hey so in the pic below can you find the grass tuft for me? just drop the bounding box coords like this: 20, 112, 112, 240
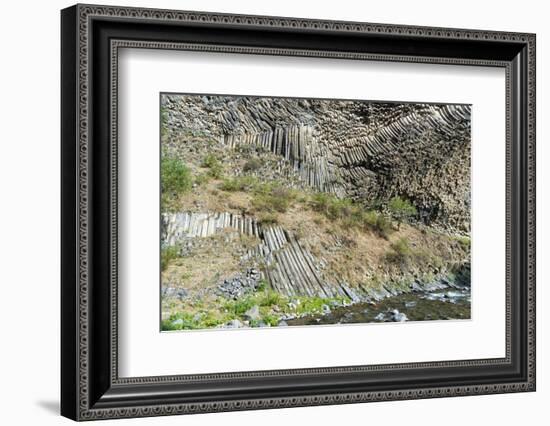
252, 185, 297, 213
386, 237, 413, 265
220, 175, 258, 192
202, 154, 224, 179
310, 192, 392, 237
161, 245, 181, 271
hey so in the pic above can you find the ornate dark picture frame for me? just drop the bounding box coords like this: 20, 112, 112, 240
61, 4, 536, 421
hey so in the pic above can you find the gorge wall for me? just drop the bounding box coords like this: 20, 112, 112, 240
162, 95, 471, 232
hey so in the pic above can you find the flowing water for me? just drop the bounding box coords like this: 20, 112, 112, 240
286, 286, 471, 326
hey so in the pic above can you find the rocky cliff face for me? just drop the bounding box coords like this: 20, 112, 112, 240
161, 210, 469, 303
163, 95, 471, 232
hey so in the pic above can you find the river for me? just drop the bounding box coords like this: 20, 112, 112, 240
286, 286, 471, 326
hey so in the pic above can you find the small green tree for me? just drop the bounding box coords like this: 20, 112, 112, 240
388, 196, 417, 229
161, 156, 192, 199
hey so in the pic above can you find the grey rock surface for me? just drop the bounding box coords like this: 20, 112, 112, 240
391, 309, 409, 322
163, 95, 471, 232
244, 305, 261, 321
225, 319, 243, 328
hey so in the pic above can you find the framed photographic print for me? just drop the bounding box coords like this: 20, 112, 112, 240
61, 4, 536, 421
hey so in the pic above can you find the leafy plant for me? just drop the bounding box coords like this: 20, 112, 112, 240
261, 313, 280, 327
220, 175, 258, 192
311, 193, 365, 226
310, 192, 392, 237
388, 196, 417, 229
252, 185, 296, 213
161, 156, 192, 197
257, 212, 279, 225
202, 154, 223, 179
194, 173, 211, 186
374, 214, 393, 239
256, 279, 268, 292
258, 291, 284, 307
223, 297, 257, 317
453, 235, 471, 249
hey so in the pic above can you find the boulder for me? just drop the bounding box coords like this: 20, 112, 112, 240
374, 312, 386, 321
225, 319, 243, 328
244, 305, 261, 321
391, 309, 408, 322
171, 318, 184, 327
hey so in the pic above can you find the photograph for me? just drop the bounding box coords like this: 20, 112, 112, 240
160, 94, 472, 331
57, 2, 536, 421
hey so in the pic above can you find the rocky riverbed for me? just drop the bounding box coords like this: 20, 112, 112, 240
162, 273, 470, 330
286, 285, 471, 326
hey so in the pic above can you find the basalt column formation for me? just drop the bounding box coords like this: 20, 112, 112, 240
163, 95, 471, 231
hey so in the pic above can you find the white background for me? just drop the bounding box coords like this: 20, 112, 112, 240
0, 0, 547, 425
119, 49, 505, 377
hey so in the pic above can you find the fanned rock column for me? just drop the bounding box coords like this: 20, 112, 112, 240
162, 212, 361, 299
163, 95, 471, 231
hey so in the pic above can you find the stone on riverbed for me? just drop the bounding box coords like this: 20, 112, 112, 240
374, 313, 386, 321
244, 305, 261, 321
225, 319, 244, 328
171, 318, 184, 327
391, 309, 408, 322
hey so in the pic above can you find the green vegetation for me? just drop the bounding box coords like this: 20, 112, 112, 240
388, 196, 417, 229
251, 185, 297, 213
161, 245, 181, 271
218, 176, 395, 237
220, 175, 259, 192
161, 156, 192, 209
194, 173, 212, 186
310, 193, 355, 221
161, 288, 351, 331
310, 192, 393, 238
161, 156, 192, 196
385, 237, 445, 271
256, 279, 268, 292
201, 154, 223, 179
161, 311, 224, 331
256, 212, 279, 225
386, 237, 413, 265
453, 235, 471, 249
223, 290, 285, 317
360, 210, 393, 239
220, 176, 297, 214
